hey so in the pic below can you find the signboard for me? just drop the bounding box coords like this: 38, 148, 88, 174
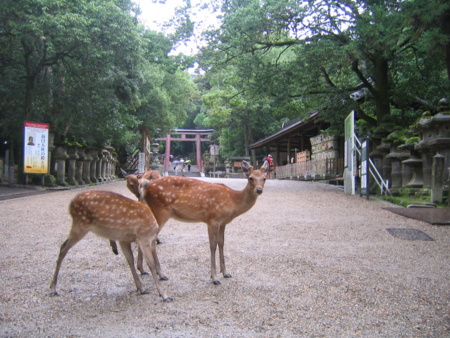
210, 144, 219, 156
361, 140, 368, 195
138, 152, 145, 173
24, 122, 49, 174
344, 111, 355, 195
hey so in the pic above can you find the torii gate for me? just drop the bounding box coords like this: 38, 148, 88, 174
157, 129, 213, 176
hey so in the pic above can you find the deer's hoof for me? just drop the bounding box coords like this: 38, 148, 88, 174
113, 249, 119, 255
140, 271, 149, 276
50, 291, 59, 297
140, 290, 150, 295
224, 274, 232, 279
212, 280, 221, 285
160, 276, 169, 281
163, 297, 173, 302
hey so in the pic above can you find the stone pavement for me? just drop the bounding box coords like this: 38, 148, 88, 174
0, 179, 449, 336
0, 183, 53, 201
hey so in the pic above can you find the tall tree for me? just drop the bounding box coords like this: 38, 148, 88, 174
195, 65, 283, 157
199, 0, 450, 138
0, 0, 198, 165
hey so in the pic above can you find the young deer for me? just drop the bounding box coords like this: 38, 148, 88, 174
122, 169, 162, 199
109, 169, 163, 262
139, 160, 266, 285
50, 190, 172, 302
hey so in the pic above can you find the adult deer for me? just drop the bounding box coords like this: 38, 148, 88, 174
139, 160, 266, 285
50, 190, 172, 302
109, 169, 162, 264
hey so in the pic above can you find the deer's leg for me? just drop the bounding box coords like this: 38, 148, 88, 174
150, 238, 168, 281
50, 226, 88, 295
136, 242, 166, 278
138, 239, 172, 302
218, 224, 231, 279
110, 240, 119, 255
136, 245, 148, 275
207, 223, 220, 285
118, 241, 146, 294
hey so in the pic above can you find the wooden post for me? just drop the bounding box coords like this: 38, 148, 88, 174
164, 134, 171, 175
196, 134, 202, 174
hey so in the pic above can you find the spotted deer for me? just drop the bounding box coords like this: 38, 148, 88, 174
108, 169, 163, 274
50, 190, 172, 302
139, 160, 267, 285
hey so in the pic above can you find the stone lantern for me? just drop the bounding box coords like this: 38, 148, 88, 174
53, 146, 69, 186
415, 98, 450, 188
385, 131, 411, 191
66, 145, 79, 185
151, 142, 161, 170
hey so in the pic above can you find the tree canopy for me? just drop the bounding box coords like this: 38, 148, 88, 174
1, 0, 449, 164
196, 0, 450, 155
0, 0, 197, 163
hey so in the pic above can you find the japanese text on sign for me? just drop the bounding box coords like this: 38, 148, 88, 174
24, 122, 49, 174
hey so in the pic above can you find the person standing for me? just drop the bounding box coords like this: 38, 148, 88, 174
266, 154, 274, 179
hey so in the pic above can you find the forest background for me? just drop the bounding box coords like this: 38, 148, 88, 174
0, 0, 449, 168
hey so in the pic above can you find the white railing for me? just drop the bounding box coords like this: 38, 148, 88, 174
354, 135, 390, 195
274, 158, 344, 180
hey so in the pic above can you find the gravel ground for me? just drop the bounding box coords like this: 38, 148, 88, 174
0, 178, 449, 337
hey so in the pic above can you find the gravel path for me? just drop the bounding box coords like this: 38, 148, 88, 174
0, 178, 449, 337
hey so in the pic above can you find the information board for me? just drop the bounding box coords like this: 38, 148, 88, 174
138, 152, 145, 173
361, 140, 368, 195
23, 122, 49, 174
344, 111, 355, 195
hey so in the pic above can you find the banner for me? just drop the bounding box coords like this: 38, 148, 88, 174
24, 122, 49, 174
344, 111, 355, 195
138, 152, 145, 173
361, 140, 368, 195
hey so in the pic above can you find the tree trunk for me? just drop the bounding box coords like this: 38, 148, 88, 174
446, 42, 450, 80
372, 52, 390, 124
25, 75, 35, 121
242, 113, 251, 157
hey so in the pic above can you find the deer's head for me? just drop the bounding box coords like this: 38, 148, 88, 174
242, 160, 266, 195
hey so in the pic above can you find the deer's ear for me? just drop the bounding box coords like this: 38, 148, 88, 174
241, 160, 253, 176
260, 165, 267, 174
242, 160, 253, 169
120, 168, 128, 178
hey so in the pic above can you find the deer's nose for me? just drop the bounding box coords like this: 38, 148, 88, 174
256, 188, 263, 195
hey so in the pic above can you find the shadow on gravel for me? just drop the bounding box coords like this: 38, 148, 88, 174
383, 207, 450, 225
386, 228, 435, 241
0, 189, 55, 201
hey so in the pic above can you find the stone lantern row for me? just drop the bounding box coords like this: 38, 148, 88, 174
50, 142, 117, 187
369, 98, 450, 204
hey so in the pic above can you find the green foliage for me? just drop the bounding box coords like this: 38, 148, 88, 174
378, 192, 448, 209
193, 65, 287, 158
0, 0, 198, 165
198, 0, 450, 148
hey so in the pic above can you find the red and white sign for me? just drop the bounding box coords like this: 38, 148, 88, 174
24, 122, 49, 174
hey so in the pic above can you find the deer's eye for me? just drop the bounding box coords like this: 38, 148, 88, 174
248, 177, 253, 183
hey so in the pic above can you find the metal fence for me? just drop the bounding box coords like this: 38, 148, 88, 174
274, 158, 344, 180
